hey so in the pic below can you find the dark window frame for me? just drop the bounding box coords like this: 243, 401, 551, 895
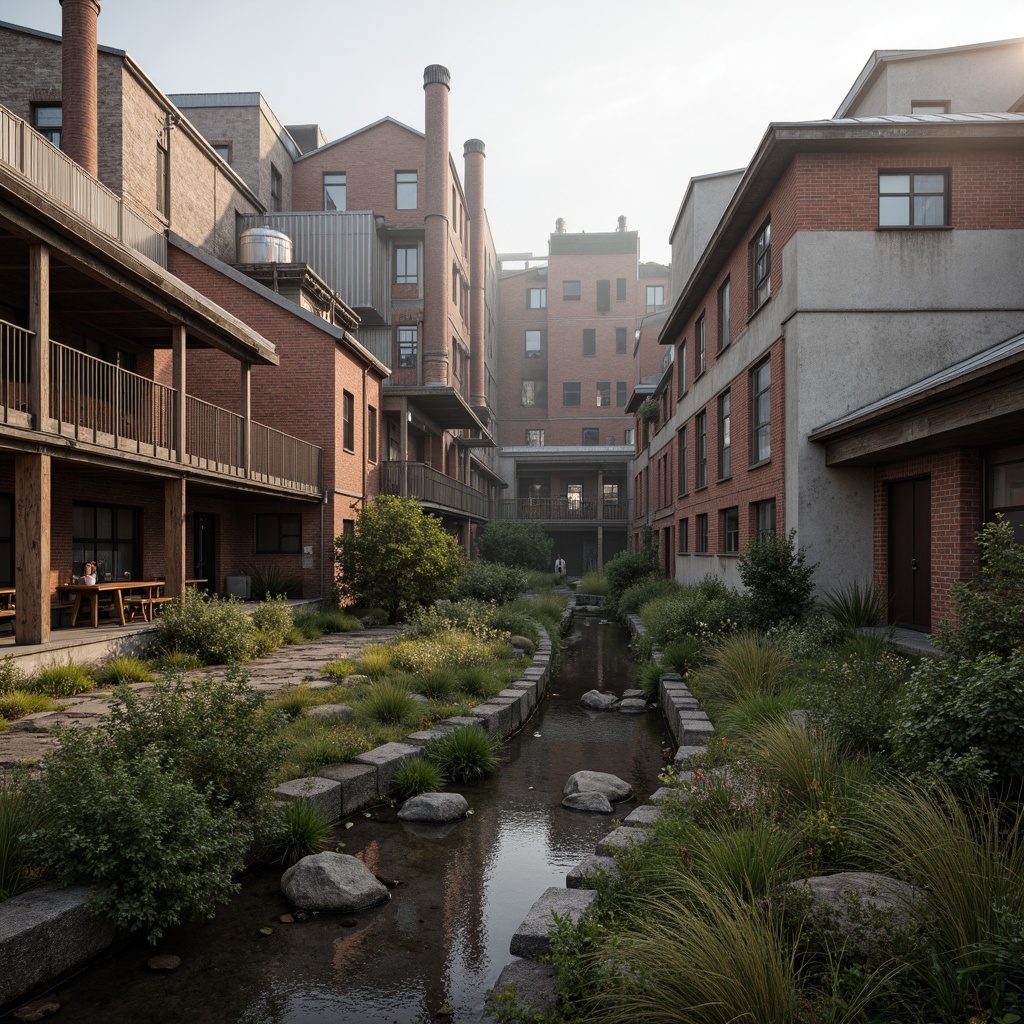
616, 278, 627, 301
596, 381, 611, 407
696, 410, 708, 489
596, 279, 611, 312
754, 498, 777, 538
395, 170, 418, 210
32, 103, 62, 147
582, 428, 599, 446
563, 280, 581, 301
583, 329, 596, 357
678, 425, 688, 496
270, 164, 283, 213
526, 428, 545, 446
678, 340, 687, 394
718, 389, 731, 480
752, 219, 771, 310
342, 390, 355, 452
395, 244, 418, 284
679, 516, 689, 553
718, 277, 731, 351
878, 169, 949, 228
616, 381, 627, 407
695, 313, 706, 378
721, 506, 740, 553
563, 381, 581, 407
696, 513, 709, 554
397, 325, 418, 368
367, 405, 378, 462
752, 357, 771, 464
255, 512, 301, 554
615, 327, 627, 354
324, 172, 347, 211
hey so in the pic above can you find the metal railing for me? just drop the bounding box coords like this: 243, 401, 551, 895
185, 395, 244, 477
494, 498, 632, 523
0, 103, 167, 268
0, 319, 31, 426
251, 421, 322, 495
380, 460, 490, 519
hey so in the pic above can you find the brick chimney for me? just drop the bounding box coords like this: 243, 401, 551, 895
422, 65, 451, 386
464, 138, 486, 411
60, 0, 101, 176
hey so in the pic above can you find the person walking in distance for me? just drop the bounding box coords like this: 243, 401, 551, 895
554, 554, 566, 579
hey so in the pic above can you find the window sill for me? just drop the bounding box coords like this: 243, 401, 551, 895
749, 457, 771, 470
693, 551, 712, 557
718, 551, 740, 558
875, 225, 952, 232
694, 485, 708, 493
746, 294, 772, 325
717, 475, 732, 485
343, 447, 355, 455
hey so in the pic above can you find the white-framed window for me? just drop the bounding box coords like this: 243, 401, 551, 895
525, 330, 543, 358
526, 429, 545, 446
396, 170, 418, 209
528, 287, 547, 308
646, 285, 665, 309
395, 245, 418, 284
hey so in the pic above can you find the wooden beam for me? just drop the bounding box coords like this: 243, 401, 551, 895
241, 361, 251, 478
15, 452, 50, 645
172, 324, 186, 463
164, 476, 185, 599
28, 244, 49, 429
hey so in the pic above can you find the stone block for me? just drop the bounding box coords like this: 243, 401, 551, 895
649, 786, 689, 805
565, 854, 619, 889
316, 762, 378, 816
595, 826, 650, 857
353, 742, 422, 798
440, 716, 484, 731
472, 701, 513, 735
509, 680, 537, 709
674, 744, 709, 766
680, 719, 716, 747
274, 776, 342, 821
489, 958, 559, 1017
509, 887, 597, 958
622, 804, 662, 828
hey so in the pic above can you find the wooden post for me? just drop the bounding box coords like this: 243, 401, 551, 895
240, 361, 251, 478
401, 396, 409, 496
15, 453, 50, 645
29, 244, 50, 430
164, 476, 185, 599
172, 324, 186, 462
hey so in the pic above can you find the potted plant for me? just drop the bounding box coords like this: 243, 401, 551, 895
639, 398, 660, 424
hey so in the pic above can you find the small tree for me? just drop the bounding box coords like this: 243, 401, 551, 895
477, 521, 552, 571
738, 529, 817, 629
334, 495, 464, 622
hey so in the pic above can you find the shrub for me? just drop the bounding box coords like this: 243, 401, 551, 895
453, 561, 527, 605
153, 649, 203, 673
477, 521, 552, 571
639, 587, 747, 647
738, 529, 817, 630
0, 690, 60, 721
426, 725, 502, 782
403, 600, 492, 638
97, 655, 153, 686
260, 800, 332, 866
0, 769, 42, 899
617, 576, 679, 616
577, 570, 609, 595
392, 758, 445, 798
249, 563, 303, 600
820, 579, 886, 629
316, 607, 364, 633
320, 657, 356, 681
663, 635, 713, 675
357, 681, 419, 727
27, 659, 96, 697
604, 547, 658, 604
637, 661, 663, 700
451, 664, 505, 699
386, 628, 510, 674
0, 654, 26, 695
486, 606, 539, 647
334, 495, 465, 623
418, 670, 457, 700
250, 596, 293, 648
356, 646, 394, 678
154, 589, 258, 665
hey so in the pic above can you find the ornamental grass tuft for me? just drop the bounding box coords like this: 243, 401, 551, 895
26, 658, 96, 698
392, 758, 445, 798
260, 799, 332, 866
425, 725, 502, 783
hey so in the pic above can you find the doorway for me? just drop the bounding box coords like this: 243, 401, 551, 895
192, 513, 216, 594
888, 477, 931, 630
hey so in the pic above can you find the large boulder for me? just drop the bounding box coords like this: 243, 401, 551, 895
281, 852, 390, 912
306, 703, 353, 722
563, 770, 633, 803
580, 690, 618, 711
397, 792, 469, 823
562, 791, 613, 814
616, 698, 648, 714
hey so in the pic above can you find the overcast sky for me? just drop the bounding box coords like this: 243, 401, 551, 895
1, 0, 1021, 265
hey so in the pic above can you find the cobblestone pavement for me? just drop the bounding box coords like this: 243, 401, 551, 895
0, 626, 399, 770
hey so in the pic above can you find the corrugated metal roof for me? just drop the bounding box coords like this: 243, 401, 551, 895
549, 231, 638, 257
799, 111, 1024, 128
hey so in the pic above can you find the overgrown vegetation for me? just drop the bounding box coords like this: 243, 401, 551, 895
477, 520, 552, 571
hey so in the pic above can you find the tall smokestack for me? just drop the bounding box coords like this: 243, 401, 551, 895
60, 0, 100, 176
464, 139, 486, 411
617, 215, 627, 232
422, 64, 451, 386
555, 217, 566, 234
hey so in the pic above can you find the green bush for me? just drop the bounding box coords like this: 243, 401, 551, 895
604, 547, 658, 605
0, 690, 60, 721
154, 589, 258, 665
453, 561, 527, 605
27, 659, 96, 697
0, 654, 26, 695
663, 635, 713, 675
426, 725, 502, 782
97, 655, 153, 686
335, 496, 465, 623
153, 649, 203, 673
0, 769, 42, 899
260, 800, 332, 866
249, 563, 303, 600
820, 579, 886, 629
392, 758, 445, 798
639, 587, 747, 647
695, 632, 793, 709
577, 570, 609, 595
486, 606, 539, 647
477, 521, 552, 571
290, 609, 325, 641
269, 685, 319, 719
738, 529, 817, 630
618, 576, 679, 616
250, 596, 293, 648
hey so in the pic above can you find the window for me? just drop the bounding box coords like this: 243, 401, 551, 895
367, 405, 378, 462
911, 100, 949, 114
583, 329, 596, 357
342, 390, 354, 452
696, 513, 709, 553
33, 104, 62, 147
582, 428, 599, 446
752, 358, 771, 463
256, 513, 301, 554
395, 245, 418, 284
678, 341, 687, 393
596, 381, 611, 407
526, 429, 545, 446
616, 381, 627, 407
679, 517, 689, 553
0, 495, 10, 584
678, 425, 688, 495
624, 428, 634, 446
324, 173, 347, 211
397, 325, 418, 368
752, 220, 771, 309
270, 165, 282, 213
696, 410, 708, 488
528, 287, 547, 309
988, 449, 1024, 541
212, 142, 232, 163
718, 278, 731, 351
597, 279, 611, 312
525, 329, 544, 358
616, 278, 627, 301
342, 519, 355, 537
718, 390, 731, 479
754, 498, 776, 538
563, 382, 581, 407
616, 327, 627, 354
722, 507, 740, 553
646, 285, 665, 309
563, 280, 581, 301
695, 314, 706, 377
72, 503, 139, 579
395, 170, 418, 209
567, 483, 584, 510
156, 137, 170, 219
521, 380, 547, 406
878, 172, 948, 227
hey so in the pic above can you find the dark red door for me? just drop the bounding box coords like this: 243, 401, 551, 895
888, 477, 931, 630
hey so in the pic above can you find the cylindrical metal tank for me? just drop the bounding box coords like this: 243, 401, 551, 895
239, 226, 294, 263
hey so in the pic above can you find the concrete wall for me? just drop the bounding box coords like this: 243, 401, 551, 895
669, 171, 744, 297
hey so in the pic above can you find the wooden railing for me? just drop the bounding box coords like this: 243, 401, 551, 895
380, 460, 490, 519
185, 395, 244, 478
494, 498, 632, 523
251, 421, 322, 493
0, 320, 30, 426
0, 103, 167, 267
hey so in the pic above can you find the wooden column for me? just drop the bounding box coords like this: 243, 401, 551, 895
15, 453, 50, 645
29, 244, 50, 430
464, 516, 472, 557
240, 361, 251, 478
401, 396, 410, 496
172, 324, 186, 462
164, 476, 186, 599
596, 468, 605, 568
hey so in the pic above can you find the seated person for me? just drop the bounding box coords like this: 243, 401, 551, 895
78, 561, 98, 586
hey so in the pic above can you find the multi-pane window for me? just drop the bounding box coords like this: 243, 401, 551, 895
718, 390, 731, 479
525, 330, 544, 358
567, 483, 584, 510
270, 165, 282, 212
395, 244, 418, 284
616, 327, 627, 354
367, 405, 378, 462
752, 220, 771, 308
395, 170, 418, 209
695, 313, 706, 377
696, 513, 709, 553
678, 341, 687, 393
526, 429, 545, 446
33, 104, 62, 147
752, 358, 771, 462
696, 411, 708, 488
521, 380, 547, 407
563, 382, 581, 406
616, 278, 627, 301
755, 498, 777, 537
722, 507, 740, 553
342, 390, 354, 452
596, 381, 611, 407
646, 285, 665, 309
582, 428, 599, 446
597, 279, 611, 312
624, 428, 635, 446
528, 287, 547, 308
878, 172, 948, 227
718, 278, 731, 351
324, 173, 346, 211
679, 517, 689, 553
563, 280, 581, 301
677, 425, 689, 495
397, 325, 418, 368
72, 503, 139, 579
583, 329, 596, 356
616, 381, 627, 407
256, 513, 301, 554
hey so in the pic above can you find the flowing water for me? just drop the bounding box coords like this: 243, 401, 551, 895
41, 615, 669, 1023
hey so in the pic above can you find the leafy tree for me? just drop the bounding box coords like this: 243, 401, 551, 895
605, 546, 658, 608
738, 529, 817, 629
335, 496, 464, 622
477, 521, 552, 571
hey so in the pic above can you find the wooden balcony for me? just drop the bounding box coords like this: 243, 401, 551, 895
380, 460, 490, 520
0, 321, 321, 496
494, 498, 632, 524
